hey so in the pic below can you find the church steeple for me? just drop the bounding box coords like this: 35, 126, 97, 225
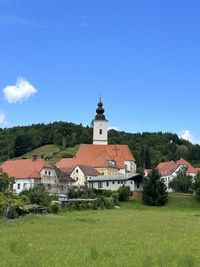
93, 98, 108, 145
95, 98, 106, 121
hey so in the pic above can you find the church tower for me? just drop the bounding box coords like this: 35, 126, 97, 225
93, 98, 108, 145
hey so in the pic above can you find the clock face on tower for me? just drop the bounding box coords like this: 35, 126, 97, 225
99, 122, 103, 127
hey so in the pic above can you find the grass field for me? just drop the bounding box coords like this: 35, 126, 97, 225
16, 144, 79, 163
1, 193, 200, 267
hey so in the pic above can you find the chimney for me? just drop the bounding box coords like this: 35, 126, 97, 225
32, 155, 37, 161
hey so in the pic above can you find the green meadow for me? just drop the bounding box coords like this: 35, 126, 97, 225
1, 194, 200, 267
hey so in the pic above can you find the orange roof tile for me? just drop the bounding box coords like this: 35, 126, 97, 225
157, 159, 196, 176
56, 144, 135, 169
0, 158, 52, 179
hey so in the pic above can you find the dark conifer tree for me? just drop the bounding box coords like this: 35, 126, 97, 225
142, 168, 168, 206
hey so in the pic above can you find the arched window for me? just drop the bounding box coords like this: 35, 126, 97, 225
99, 129, 102, 135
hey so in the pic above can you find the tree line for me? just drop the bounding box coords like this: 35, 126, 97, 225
0, 122, 200, 167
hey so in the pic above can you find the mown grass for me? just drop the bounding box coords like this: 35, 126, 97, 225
1, 194, 200, 267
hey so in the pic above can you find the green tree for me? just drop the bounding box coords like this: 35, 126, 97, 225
168, 168, 193, 193
20, 185, 53, 207
0, 171, 13, 193
142, 168, 168, 206
175, 145, 189, 160
192, 172, 200, 201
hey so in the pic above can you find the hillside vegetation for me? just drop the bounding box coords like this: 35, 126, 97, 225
15, 144, 79, 164
1, 193, 200, 267
0, 121, 200, 167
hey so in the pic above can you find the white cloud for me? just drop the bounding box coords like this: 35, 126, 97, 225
3, 77, 37, 104
0, 112, 6, 124
180, 129, 200, 144
108, 126, 119, 131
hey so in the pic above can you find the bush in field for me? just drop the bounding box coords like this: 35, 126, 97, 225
192, 172, 200, 201
49, 203, 60, 214
68, 187, 96, 199
65, 187, 121, 211
169, 168, 193, 193
142, 168, 168, 206
117, 185, 131, 201
0, 192, 29, 218
20, 185, 53, 207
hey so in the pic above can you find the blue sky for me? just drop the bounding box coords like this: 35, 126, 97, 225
0, 0, 200, 143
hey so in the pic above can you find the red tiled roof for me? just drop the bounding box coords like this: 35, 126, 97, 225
56, 144, 135, 169
157, 159, 196, 176
76, 165, 101, 176
0, 158, 52, 179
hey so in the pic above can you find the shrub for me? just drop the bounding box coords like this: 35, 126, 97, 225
192, 172, 200, 201
169, 169, 193, 193
49, 203, 60, 214
118, 185, 131, 201
20, 185, 53, 207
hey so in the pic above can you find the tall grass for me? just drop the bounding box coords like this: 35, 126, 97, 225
0, 194, 200, 267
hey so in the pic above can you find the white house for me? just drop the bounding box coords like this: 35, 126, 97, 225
87, 173, 143, 192
0, 156, 74, 194
69, 165, 101, 187
157, 158, 197, 191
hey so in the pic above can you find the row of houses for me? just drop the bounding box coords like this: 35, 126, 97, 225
0, 142, 142, 195
0, 100, 198, 195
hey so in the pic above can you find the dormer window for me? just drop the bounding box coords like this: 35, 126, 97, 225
108, 160, 116, 167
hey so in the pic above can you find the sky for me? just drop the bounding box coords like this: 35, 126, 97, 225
0, 0, 200, 144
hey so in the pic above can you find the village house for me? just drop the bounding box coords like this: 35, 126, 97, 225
157, 158, 197, 191
67, 165, 101, 187
87, 173, 142, 192
0, 155, 74, 194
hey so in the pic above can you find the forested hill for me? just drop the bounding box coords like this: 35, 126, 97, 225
0, 121, 200, 167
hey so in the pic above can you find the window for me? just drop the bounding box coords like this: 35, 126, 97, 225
118, 181, 120, 184
45, 170, 47, 175
76, 169, 79, 173
112, 181, 115, 184
98, 181, 103, 188
23, 183, 27, 190
106, 181, 109, 187
17, 183, 20, 190
99, 129, 102, 135
48, 171, 51, 175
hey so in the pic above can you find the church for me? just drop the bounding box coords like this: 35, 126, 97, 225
56, 99, 137, 176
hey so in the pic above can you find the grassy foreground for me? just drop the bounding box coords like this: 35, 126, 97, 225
1, 194, 200, 267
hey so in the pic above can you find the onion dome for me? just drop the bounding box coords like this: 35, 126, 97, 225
95, 98, 106, 120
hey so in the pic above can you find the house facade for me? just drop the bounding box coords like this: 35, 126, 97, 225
87, 173, 143, 192
157, 158, 197, 191
69, 165, 100, 187
0, 157, 73, 194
